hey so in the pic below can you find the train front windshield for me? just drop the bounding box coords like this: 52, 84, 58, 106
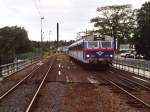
87, 41, 112, 48
101, 41, 112, 48
87, 42, 99, 48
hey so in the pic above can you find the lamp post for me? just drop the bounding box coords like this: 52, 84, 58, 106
49, 30, 52, 55
57, 23, 59, 50
49, 30, 52, 48
41, 17, 44, 55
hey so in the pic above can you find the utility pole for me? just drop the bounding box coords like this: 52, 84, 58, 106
0, 57, 2, 77
41, 17, 44, 54
57, 23, 59, 50
49, 30, 51, 49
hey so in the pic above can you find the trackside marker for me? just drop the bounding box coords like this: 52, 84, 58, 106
87, 77, 99, 84
66, 76, 69, 82
58, 71, 61, 75
37, 61, 44, 66
58, 64, 61, 68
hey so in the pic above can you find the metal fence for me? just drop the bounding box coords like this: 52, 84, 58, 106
113, 56, 150, 78
0, 55, 40, 78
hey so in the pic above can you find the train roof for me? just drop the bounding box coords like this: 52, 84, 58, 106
68, 39, 84, 48
68, 38, 113, 48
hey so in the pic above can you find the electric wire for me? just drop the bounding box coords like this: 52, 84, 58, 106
32, 0, 41, 17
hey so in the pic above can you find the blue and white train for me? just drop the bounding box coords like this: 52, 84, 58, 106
68, 38, 114, 66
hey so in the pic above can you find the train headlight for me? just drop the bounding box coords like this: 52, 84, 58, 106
110, 54, 113, 57
86, 54, 90, 58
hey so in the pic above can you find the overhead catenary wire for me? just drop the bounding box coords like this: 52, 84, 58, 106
101, 0, 127, 6
32, 0, 42, 17
39, 0, 50, 39
37, 0, 51, 41
32, 0, 51, 41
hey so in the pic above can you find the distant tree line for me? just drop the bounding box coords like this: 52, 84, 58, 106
134, 2, 150, 60
91, 1, 150, 60
32, 40, 75, 51
0, 25, 74, 65
0, 26, 32, 55
0, 26, 33, 65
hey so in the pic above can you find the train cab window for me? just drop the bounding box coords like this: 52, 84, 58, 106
88, 41, 99, 48
101, 41, 112, 48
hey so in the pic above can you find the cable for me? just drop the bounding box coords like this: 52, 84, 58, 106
32, 0, 41, 17
32, 0, 51, 41
43, 19, 51, 41
36, 0, 50, 40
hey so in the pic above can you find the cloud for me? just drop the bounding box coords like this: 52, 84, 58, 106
0, 0, 149, 41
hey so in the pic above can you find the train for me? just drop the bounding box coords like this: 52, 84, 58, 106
68, 34, 114, 68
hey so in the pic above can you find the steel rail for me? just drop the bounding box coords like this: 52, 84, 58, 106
4, 59, 40, 79
103, 77, 150, 109
108, 71, 150, 91
111, 67, 150, 83
0, 61, 44, 100
25, 59, 55, 112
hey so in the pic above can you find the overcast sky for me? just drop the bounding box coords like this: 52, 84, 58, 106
0, 0, 149, 41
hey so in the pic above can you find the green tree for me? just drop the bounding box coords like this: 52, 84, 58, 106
91, 4, 136, 51
135, 1, 150, 60
0, 26, 32, 56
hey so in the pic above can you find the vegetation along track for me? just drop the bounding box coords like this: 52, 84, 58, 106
102, 69, 150, 110
0, 57, 55, 112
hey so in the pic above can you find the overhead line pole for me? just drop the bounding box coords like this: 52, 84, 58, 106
57, 23, 59, 50
49, 30, 51, 49
41, 17, 44, 55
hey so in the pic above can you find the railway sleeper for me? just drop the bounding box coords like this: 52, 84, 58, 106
126, 101, 146, 108
98, 83, 109, 86
117, 83, 137, 92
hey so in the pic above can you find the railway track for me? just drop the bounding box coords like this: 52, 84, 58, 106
0, 57, 55, 112
25, 58, 55, 112
0, 59, 44, 97
108, 70, 150, 91
109, 68, 150, 87
0, 59, 42, 96
102, 70, 150, 109
3, 58, 40, 79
